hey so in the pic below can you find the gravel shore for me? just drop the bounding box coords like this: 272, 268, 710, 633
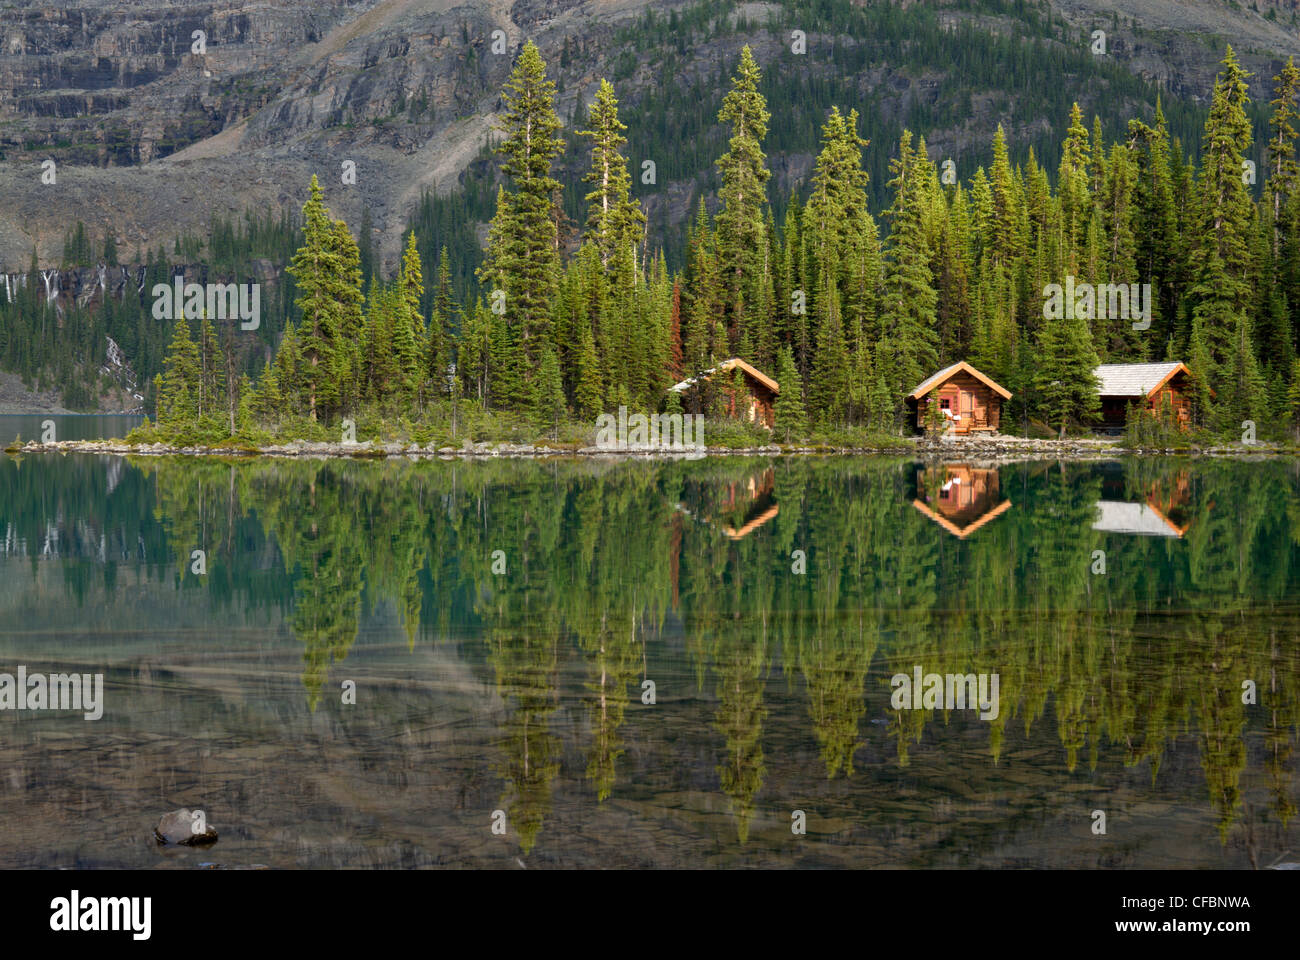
3, 434, 1287, 461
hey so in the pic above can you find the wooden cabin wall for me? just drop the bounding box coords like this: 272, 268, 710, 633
1146, 376, 1192, 427
914, 372, 1002, 431
1101, 374, 1193, 431
722, 377, 777, 429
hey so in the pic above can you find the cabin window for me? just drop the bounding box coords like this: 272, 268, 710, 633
940, 398, 950, 410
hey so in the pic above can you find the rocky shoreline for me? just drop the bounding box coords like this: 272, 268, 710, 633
3, 434, 1289, 461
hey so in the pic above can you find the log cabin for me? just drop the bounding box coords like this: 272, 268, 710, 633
906, 362, 1011, 435
1094, 362, 1192, 433
668, 357, 779, 428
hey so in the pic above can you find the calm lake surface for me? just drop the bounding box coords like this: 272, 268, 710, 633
0, 453, 1296, 869
0, 414, 144, 444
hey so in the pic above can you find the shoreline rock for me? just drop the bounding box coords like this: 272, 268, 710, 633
3, 435, 1290, 462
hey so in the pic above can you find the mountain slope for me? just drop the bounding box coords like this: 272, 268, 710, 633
0, 0, 1296, 275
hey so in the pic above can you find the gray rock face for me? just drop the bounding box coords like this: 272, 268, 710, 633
3, 0, 1296, 274
154, 808, 218, 846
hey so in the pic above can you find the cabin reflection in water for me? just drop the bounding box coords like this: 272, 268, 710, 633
671, 468, 779, 612
911, 464, 1011, 537
718, 468, 778, 540
676, 468, 778, 540
1092, 471, 1193, 537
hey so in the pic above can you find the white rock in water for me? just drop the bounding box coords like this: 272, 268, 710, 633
154, 808, 218, 846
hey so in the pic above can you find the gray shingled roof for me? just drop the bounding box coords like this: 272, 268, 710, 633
1093, 362, 1185, 398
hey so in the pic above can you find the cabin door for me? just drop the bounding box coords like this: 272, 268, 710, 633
958, 390, 973, 433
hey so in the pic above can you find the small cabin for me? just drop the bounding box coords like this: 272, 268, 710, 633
906, 362, 1011, 435
668, 357, 779, 428
1094, 362, 1192, 433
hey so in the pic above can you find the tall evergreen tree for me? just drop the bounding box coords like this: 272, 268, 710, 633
288, 175, 350, 422
1267, 57, 1300, 255
425, 246, 457, 401
394, 231, 425, 402
1189, 47, 1258, 427
1034, 300, 1101, 436
1058, 103, 1093, 268
477, 41, 565, 372
773, 345, 807, 441
157, 318, 201, 429
714, 46, 771, 357
880, 130, 940, 421
577, 79, 646, 284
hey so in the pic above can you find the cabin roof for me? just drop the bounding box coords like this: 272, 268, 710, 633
1093, 362, 1189, 398
908, 361, 1012, 400
669, 357, 779, 395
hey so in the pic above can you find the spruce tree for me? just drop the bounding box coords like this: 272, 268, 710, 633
1190, 47, 1258, 427
804, 106, 876, 384
880, 130, 940, 420
534, 346, 565, 437
578, 79, 646, 285
425, 246, 456, 401
684, 200, 723, 398
1129, 102, 1179, 345
197, 315, 225, 422
989, 125, 1025, 270
394, 231, 425, 403
773, 346, 807, 442
254, 361, 283, 425
477, 41, 564, 374
574, 322, 603, 419
1058, 103, 1092, 268
1034, 301, 1101, 437
329, 218, 365, 416
809, 283, 849, 426
1287, 358, 1300, 436
288, 175, 345, 422
158, 318, 201, 429
1267, 57, 1300, 255
361, 281, 396, 402
714, 46, 771, 356
1097, 142, 1142, 358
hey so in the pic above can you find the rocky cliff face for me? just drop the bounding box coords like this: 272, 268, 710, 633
0, 0, 1297, 276
0, 0, 622, 273
0, 0, 371, 164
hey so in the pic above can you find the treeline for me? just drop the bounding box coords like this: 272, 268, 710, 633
0, 210, 303, 411
157, 38, 1300, 443
412, 0, 1266, 281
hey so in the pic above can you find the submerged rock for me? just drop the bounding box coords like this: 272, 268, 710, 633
197, 862, 268, 870
154, 808, 218, 846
